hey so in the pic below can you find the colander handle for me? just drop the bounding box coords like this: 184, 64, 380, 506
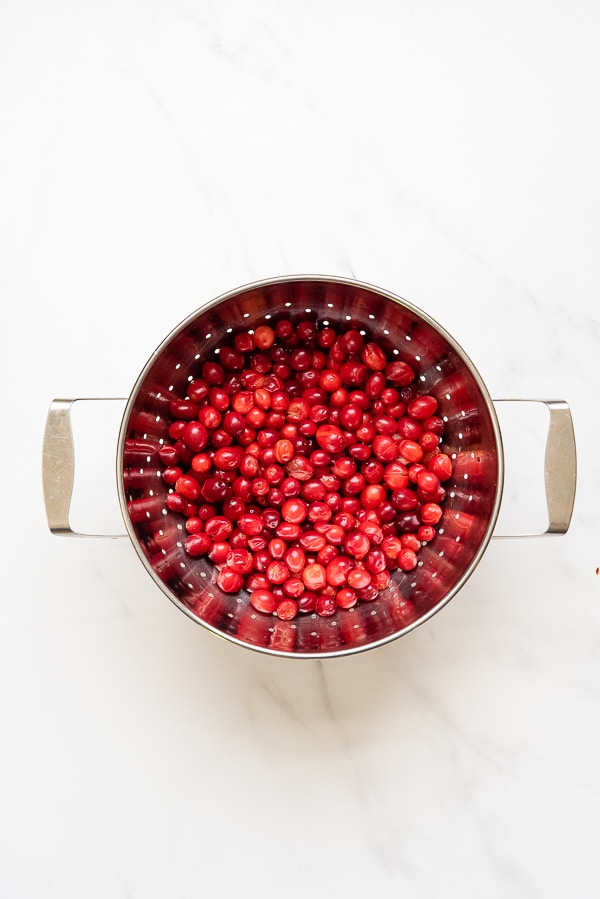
494, 399, 576, 537
42, 398, 127, 537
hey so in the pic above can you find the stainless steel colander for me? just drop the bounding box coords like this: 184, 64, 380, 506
43, 276, 576, 657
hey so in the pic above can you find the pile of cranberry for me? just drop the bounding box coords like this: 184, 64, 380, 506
158, 319, 453, 620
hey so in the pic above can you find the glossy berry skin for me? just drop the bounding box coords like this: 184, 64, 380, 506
315, 424, 346, 454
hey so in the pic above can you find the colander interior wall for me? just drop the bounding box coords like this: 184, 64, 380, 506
120, 278, 501, 656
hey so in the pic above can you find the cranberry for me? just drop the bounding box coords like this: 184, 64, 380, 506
417, 470, 441, 496
301, 479, 327, 502
250, 589, 277, 613
361, 342, 387, 371
336, 587, 358, 609
429, 453, 453, 481
216, 567, 243, 593
385, 360, 415, 385
341, 330, 364, 355
339, 403, 363, 431
339, 360, 368, 386
420, 503, 443, 525
276, 599, 298, 620
372, 570, 390, 590
198, 406, 221, 430
316, 594, 337, 617
169, 399, 199, 420
188, 380, 210, 403
268, 538, 286, 559
236, 513, 262, 536
223, 411, 246, 436
267, 560, 290, 584
391, 487, 418, 511
418, 524, 435, 541
201, 477, 230, 503
206, 541, 229, 564
319, 369, 342, 392
205, 516, 233, 541
185, 532, 211, 556
276, 522, 302, 541
424, 415, 445, 435
253, 325, 276, 350
175, 474, 201, 501
398, 439, 423, 463
285, 546, 306, 573
344, 531, 370, 558
372, 435, 398, 463
347, 568, 372, 590
282, 577, 304, 599
213, 446, 243, 470
398, 417, 422, 440
419, 431, 440, 452
398, 548, 418, 571
365, 548, 386, 573
251, 477, 269, 498
216, 350, 242, 374
299, 531, 326, 552
286, 398, 310, 421
226, 548, 253, 574
408, 395, 438, 419
234, 331, 254, 353
381, 535, 403, 559
286, 456, 314, 481
182, 422, 209, 453
360, 484, 386, 509
274, 438, 295, 463
202, 361, 225, 386
302, 562, 327, 591
324, 524, 346, 546
326, 556, 353, 587
185, 516, 203, 534
348, 443, 371, 462
297, 591, 318, 613
401, 533, 421, 552
162, 466, 182, 485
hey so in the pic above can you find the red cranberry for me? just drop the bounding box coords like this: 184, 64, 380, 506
268, 538, 286, 559
339, 360, 368, 386
219, 347, 245, 371
385, 360, 415, 386
216, 567, 243, 593
276, 599, 298, 620
316, 594, 337, 617
267, 560, 290, 584
361, 342, 387, 371
253, 325, 276, 350
250, 589, 277, 613
408, 395, 438, 419
420, 503, 443, 525
336, 587, 358, 609
185, 532, 211, 556
372, 435, 398, 463
344, 531, 370, 558
302, 562, 327, 591
429, 453, 453, 481
326, 555, 353, 587
347, 568, 372, 590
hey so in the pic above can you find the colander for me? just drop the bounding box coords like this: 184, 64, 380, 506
43, 276, 576, 657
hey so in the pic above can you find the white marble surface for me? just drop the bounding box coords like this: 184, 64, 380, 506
2, 1, 599, 896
